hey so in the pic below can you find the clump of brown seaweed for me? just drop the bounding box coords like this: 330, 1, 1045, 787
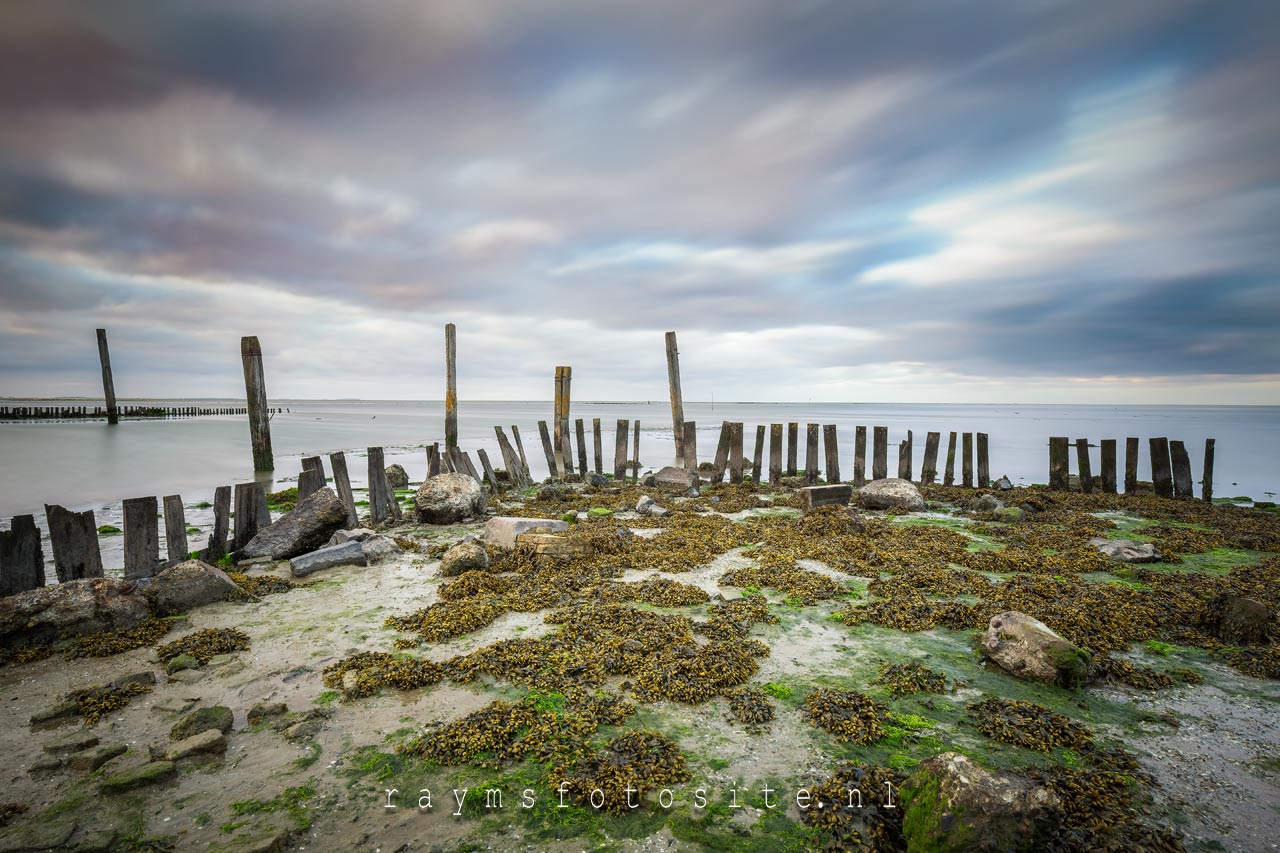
155, 628, 250, 664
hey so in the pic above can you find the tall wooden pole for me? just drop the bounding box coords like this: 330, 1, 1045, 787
553, 366, 571, 476
444, 324, 458, 450
96, 329, 119, 425
665, 332, 685, 466
240, 336, 274, 472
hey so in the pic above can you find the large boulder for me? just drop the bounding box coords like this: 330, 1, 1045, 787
0, 578, 149, 650
484, 517, 569, 550
1087, 537, 1160, 563
982, 611, 1091, 688
1203, 594, 1272, 645
241, 488, 349, 560
143, 560, 246, 616
385, 464, 410, 490
857, 478, 925, 511
903, 752, 1060, 852
415, 473, 486, 524
654, 466, 697, 491
440, 540, 489, 576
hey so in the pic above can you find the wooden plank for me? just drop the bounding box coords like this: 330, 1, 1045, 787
298, 456, 325, 500
329, 452, 358, 526
685, 421, 700, 476
799, 484, 853, 512
872, 426, 888, 480
854, 426, 867, 486
769, 423, 783, 486
1048, 437, 1069, 490
1100, 439, 1117, 494
752, 425, 765, 489
976, 433, 989, 488
593, 418, 603, 476
1150, 437, 1174, 498
665, 331, 685, 466
163, 495, 188, 567
786, 423, 799, 476
614, 419, 629, 480
241, 336, 274, 471
1170, 440, 1193, 499
921, 432, 940, 485
445, 323, 458, 449
728, 422, 744, 484
961, 432, 973, 487
1076, 438, 1093, 493
477, 448, 500, 492
823, 424, 840, 483
0, 514, 45, 596
631, 419, 640, 483
96, 328, 118, 425
45, 504, 103, 582
203, 486, 231, 562
805, 424, 819, 484
575, 419, 588, 476
538, 420, 560, 480
123, 495, 159, 580
711, 421, 731, 484
944, 432, 958, 486
1201, 438, 1215, 502
1124, 437, 1139, 495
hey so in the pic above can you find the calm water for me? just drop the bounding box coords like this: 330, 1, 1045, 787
2, 399, 1277, 573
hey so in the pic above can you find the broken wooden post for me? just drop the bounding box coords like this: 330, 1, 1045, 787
203, 486, 231, 562
961, 432, 973, 488
123, 496, 159, 580
752, 425, 766, 488
631, 419, 640, 483
445, 324, 458, 450
944, 432, 958, 486
232, 482, 269, 551
241, 336, 274, 472
872, 426, 888, 480
592, 418, 603, 476
854, 426, 867, 486
163, 495, 188, 567
370, 447, 402, 522
1150, 437, 1174, 498
705, 421, 726, 484
823, 424, 840, 483
298, 456, 325, 500
898, 436, 911, 480
553, 366, 571, 476
728, 422, 744, 484
614, 419, 629, 480
1048, 437, 1069, 491
805, 424, 820, 485
511, 427, 532, 483
1170, 440, 1193, 499
329, 452, 358, 526
665, 331, 685, 466
976, 433, 989, 488
459, 449, 482, 484
1124, 437, 1139, 495
1100, 440, 1117, 494
1075, 439, 1093, 493
477, 448, 500, 492
1202, 438, 1215, 502
538, 420, 560, 480
45, 504, 103, 582
96, 328, 119, 426
0, 515, 45, 595
921, 432, 940, 485
786, 423, 799, 476
684, 422, 700, 476
427, 443, 442, 477
560, 428, 576, 477
768, 423, 783, 486
575, 419, 588, 476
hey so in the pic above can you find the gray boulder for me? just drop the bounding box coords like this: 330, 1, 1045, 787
143, 560, 246, 616
360, 535, 402, 564
654, 466, 697, 491
290, 540, 368, 577
441, 541, 489, 577
242, 488, 349, 560
1204, 594, 1271, 645
857, 478, 925, 511
1087, 537, 1161, 563
0, 578, 148, 650
170, 705, 233, 740
994, 475, 1014, 490
415, 473, 486, 524
327, 527, 375, 546
982, 611, 1090, 688
385, 464, 410, 490
971, 494, 1004, 512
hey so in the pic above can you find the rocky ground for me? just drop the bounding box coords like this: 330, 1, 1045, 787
1, 474, 1278, 852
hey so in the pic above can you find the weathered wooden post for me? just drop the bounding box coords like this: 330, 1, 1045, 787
921, 432, 940, 485
592, 418, 603, 476
96, 328, 119, 425
752, 425, 765, 487
872, 426, 888, 481
45, 504, 103, 581
1075, 439, 1093, 493
1202, 438, 1215, 502
728, 422, 744, 484
941, 432, 956, 486
329, 452, 358, 526
1048, 437, 1069, 490
0, 515, 45, 596
854, 427, 867, 486
684, 422, 699, 475
709, 421, 730, 484
1124, 437, 1139, 495
368, 447, 392, 523
631, 420, 640, 483
163, 495, 188, 567
123, 496, 159, 580
804, 424, 819, 484
1100, 440, 1117, 494
1170, 440, 1193, 499
477, 449, 500, 491
298, 456, 325, 500
232, 483, 269, 551
203, 486, 231, 562
614, 420, 629, 481
976, 433, 989, 488
665, 332, 685, 466
493, 428, 519, 488
427, 443, 442, 477
560, 429, 576, 477
961, 432, 973, 488
444, 324, 458, 450
823, 424, 840, 483
787, 423, 799, 477
553, 366, 571, 476
768, 424, 783, 486
538, 420, 560, 480
511, 427, 532, 483
240, 336, 274, 472
575, 419, 588, 476
898, 435, 911, 480
1150, 437, 1174, 498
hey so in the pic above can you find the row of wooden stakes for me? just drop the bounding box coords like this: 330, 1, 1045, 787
0, 405, 285, 421
1048, 436, 1216, 501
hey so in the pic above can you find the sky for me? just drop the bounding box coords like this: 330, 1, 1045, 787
0, 1, 1277, 404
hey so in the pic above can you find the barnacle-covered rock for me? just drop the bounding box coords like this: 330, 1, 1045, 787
440, 540, 489, 576
143, 559, 246, 615
857, 478, 925, 511
0, 578, 149, 651
385, 464, 410, 490
415, 472, 486, 524
982, 611, 1091, 688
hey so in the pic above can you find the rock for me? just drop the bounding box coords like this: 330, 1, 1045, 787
43, 729, 99, 755
1205, 594, 1272, 645
536, 484, 566, 501
857, 478, 925, 512
236, 829, 292, 853
799, 484, 853, 511
654, 466, 696, 491
982, 611, 1091, 688
385, 464, 410, 490
0, 815, 76, 851
151, 696, 197, 715
289, 540, 368, 578
28, 754, 62, 777
165, 729, 227, 761
67, 743, 127, 772
636, 496, 655, 514
170, 705, 233, 741
971, 494, 1004, 512
994, 475, 1014, 490
165, 654, 199, 674
583, 473, 610, 487
903, 752, 1060, 852
0, 577, 148, 651
216, 660, 247, 677
66, 826, 117, 853
360, 535, 402, 564
1087, 537, 1161, 563
207, 653, 235, 667
440, 541, 489, 577
167, 669, 206, 685
516, 531, 592, 559
142, 559, 246, 615
993, 507, 1026, 523
327, 527, 375, 546
111, 671, 157, 689
30, 700, 80, 730
100, 760, 175, 792
285, 719, 323, 740
247, 701, 289, 726
641, 474, 657, 487
484, 516, 569, 549
415, 473, 486, 524
242, 488, 349, 560
841, 508, 868, 533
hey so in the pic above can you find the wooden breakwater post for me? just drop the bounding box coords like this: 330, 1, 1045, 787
477, 449, 500, 492
665, 332, 685, 466
123, 496, 159, 580
553, 366, 572, 476
614, 419, 629, 481
298, 456, 325, 500
0, 515, 45, 596
511, 426, 532, 482
1124, 437, 1139, 494
45, 504, 103, 581
728, 422, 744, 484
752, 425, 765, 487
329, 452, 358, 525
684, 422, 700, 476
921, 432, 940, 485
538, 420, 560, 480
943, 431, 957, 486
872, 426, 888, 481
163, 495, 188, 567
961, 432, 974, 487
854, 426, 867, 486
1100, 439, 1118, 494
805, 424, 820, 485
494, 428, 525, 489
787, 423, 799, 477
1169, 440, 1194, 499
593, 419, 603, 476
1075, 439, 1093, 493
241, 336, 274, 472
1048, 437, 1069, 490
575, 419, 588, 476
232, 482, 270, 551
976, 432, 989, 488
897, 430, 912, 480
1150, 437, 1174, 498
426, 443, 442, 477
203, 486, 231, 562
710, 421, 731, 484
1202, 438, 1215, 502
96, 328, 119, 425
368, 447, 403, 522
631, 419, 640, 483
823, 424, 840, 484
769, 423, 783, 486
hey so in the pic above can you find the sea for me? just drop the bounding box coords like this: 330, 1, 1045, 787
1, 399, 1276, 574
